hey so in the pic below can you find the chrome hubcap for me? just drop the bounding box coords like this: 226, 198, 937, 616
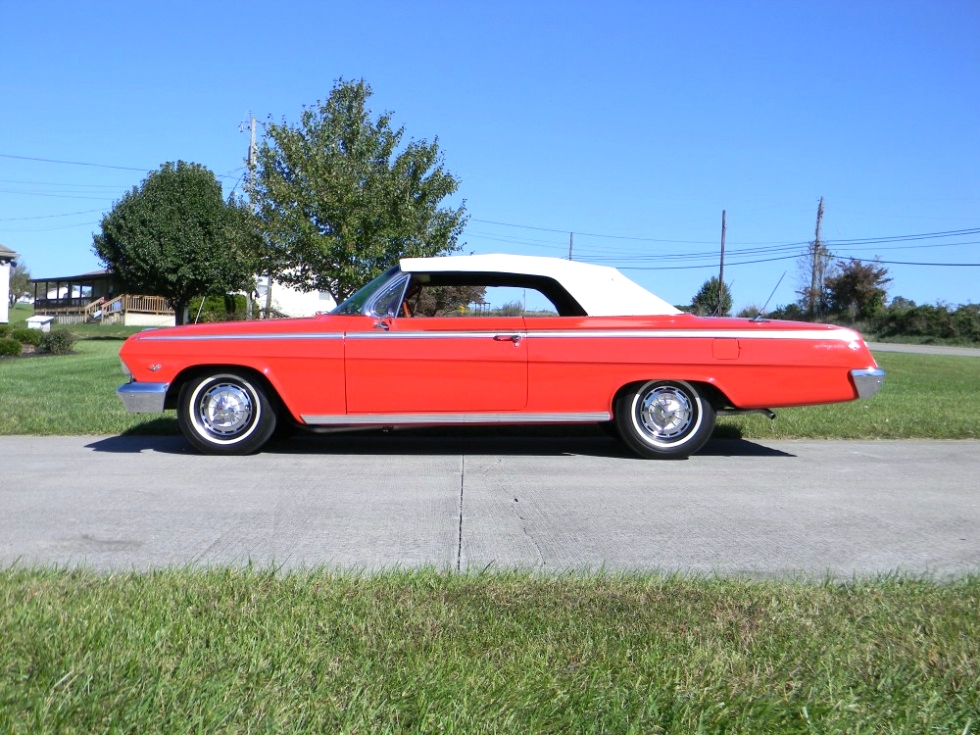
199, 383, 253, 437
638, 386, 694, 441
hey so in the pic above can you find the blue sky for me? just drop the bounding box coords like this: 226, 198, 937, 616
1, 0, 977, 311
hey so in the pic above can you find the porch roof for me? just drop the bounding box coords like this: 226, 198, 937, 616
0, 243, 19, 262
30, 269, 113, 283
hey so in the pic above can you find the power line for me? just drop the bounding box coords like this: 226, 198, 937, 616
0, 188, 114, 202
0, 152, 242, 180
0, 153, 150, 172
0, 178, 124, 189
0, 208, 106, 222
470, 217, 980, 250
470, 218, 744, 245
619, 253, 802, 271
826, 227, 980, 245
467, 217, 980, 270
843, 256, 980, 267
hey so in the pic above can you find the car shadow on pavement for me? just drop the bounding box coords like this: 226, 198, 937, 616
86, 435, 193, 454
697, 439, 794, 458
87, 427, 793, 459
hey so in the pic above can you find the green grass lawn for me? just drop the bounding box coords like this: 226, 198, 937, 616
1, 336, 978, 439
716, 351, 980, 440
2, 568, 978, 734
6, 301, 33, 327
3, 330, 979, 733
0, 339, 175, 435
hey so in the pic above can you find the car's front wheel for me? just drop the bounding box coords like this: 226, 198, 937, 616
614, 380, 715, 459
177, 372, 277, 455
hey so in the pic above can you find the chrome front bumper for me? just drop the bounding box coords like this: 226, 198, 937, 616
117, 382, 169, 413
850, 367, 886, 399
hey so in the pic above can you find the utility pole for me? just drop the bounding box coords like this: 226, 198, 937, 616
568, 232, 574, 261
244, 116, 274, 319
245, 116, 258, 320
808, 196, 825, 317
248, 116, 276, 320
717, 210, 726, 315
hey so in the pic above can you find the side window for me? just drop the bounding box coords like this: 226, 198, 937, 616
402, 282, 559, 317
466, 286, 558, 317
369, 275, 409, 318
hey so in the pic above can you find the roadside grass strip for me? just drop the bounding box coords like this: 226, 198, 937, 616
2, 569, 978, 734
2, 341, 979, 440
716, 351, 980, 440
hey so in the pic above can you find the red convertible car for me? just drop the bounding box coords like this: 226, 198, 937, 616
117, 254, 884, 458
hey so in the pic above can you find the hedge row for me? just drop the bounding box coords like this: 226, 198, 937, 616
0, 327, 77, 356
767, 301, 980, 346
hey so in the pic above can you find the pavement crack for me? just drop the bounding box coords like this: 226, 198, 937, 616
456, 454, 465, 572
513, 497, 545, 566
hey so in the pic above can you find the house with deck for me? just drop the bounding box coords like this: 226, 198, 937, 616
29, 270, 175, 327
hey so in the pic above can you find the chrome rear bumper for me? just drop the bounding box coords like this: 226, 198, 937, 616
850, 367, 886, 399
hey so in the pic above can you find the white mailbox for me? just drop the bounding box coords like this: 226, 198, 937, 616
26, 315, 55, 333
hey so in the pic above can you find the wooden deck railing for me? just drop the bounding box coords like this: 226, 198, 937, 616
83, 297, 105, 320
121, 294, 171, 314
35, 294, 173, 318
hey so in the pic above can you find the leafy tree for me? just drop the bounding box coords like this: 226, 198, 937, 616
8, 262, 31, 306
93, 162, 260, 324
887, 295, 916, 313
767, 302, 807, 321
691, 277, 733, 316
254, 79, 467, 302
409, 284, 486, 317
824, 257, 891, 320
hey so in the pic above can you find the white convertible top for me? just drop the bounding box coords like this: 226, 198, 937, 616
399, 253, 681, 317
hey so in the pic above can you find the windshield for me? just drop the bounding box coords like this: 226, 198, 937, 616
330, 267, 401, 315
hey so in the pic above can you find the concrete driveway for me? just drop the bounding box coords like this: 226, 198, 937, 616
2, 431, 978, 578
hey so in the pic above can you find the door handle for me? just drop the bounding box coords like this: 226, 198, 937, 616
493, 334, 523, 344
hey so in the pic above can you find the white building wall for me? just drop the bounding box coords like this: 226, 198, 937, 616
125, 313, 176, 327
0, 260, 11, 324
256, 276, 335, 317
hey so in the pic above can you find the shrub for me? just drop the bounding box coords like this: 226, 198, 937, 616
39, 329, 77, 355
0, 325, 10, 338
188, 294, 249, 322
0, 337, 22, 357
10, 328, 43, 346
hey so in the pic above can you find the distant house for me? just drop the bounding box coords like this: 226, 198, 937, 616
30, 270, 175, 327
24, 267, 333, 326
254, 274, 336, 317
0, 243, 19, 324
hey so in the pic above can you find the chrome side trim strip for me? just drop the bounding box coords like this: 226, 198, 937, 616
135, 328, 861, 343
117, 382, 169, 413
136, 333, 344, 342
346, 331, 522, 340
301, 411, 611, 425
523, 328, 862, 342
850, 367, 886, 399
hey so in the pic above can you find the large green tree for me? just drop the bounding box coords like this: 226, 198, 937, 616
824, 257, 891, 320
690, 277, 733, 316
93, 162, 260, 324
254, 79, 467, 302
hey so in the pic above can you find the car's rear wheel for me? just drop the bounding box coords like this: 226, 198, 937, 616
614, 380, 715, 459
177, 372, 277, 455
